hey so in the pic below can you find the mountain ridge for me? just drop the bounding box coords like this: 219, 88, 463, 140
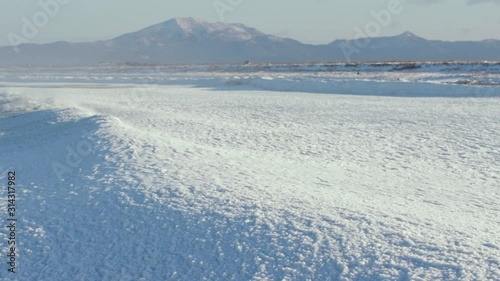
1, 17, 499, 66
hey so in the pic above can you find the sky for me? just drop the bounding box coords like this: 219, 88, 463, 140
0, 0, 499, 47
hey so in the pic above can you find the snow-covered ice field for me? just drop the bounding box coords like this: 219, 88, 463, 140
0, 65, 499, 280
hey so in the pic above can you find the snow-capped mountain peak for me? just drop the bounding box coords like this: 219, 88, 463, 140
172, 17, 211, 31
135, 17, 212, 39
131, 17, 261, 42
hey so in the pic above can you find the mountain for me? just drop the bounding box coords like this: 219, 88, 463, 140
104, 18, 315, 64
0, 18, 499, 66
327, 31, 500, 62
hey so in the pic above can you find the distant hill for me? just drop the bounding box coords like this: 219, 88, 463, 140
328, 31, 500, 62
1, 17, 499, 66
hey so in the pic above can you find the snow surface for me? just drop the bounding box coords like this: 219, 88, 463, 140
0, 66, 499, 280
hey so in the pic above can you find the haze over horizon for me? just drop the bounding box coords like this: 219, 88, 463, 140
1, 0, 499, 47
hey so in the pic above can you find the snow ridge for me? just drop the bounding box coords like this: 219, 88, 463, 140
0, 73, 499, 280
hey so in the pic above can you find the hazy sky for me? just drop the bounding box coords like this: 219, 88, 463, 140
1, 0, 499, 47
